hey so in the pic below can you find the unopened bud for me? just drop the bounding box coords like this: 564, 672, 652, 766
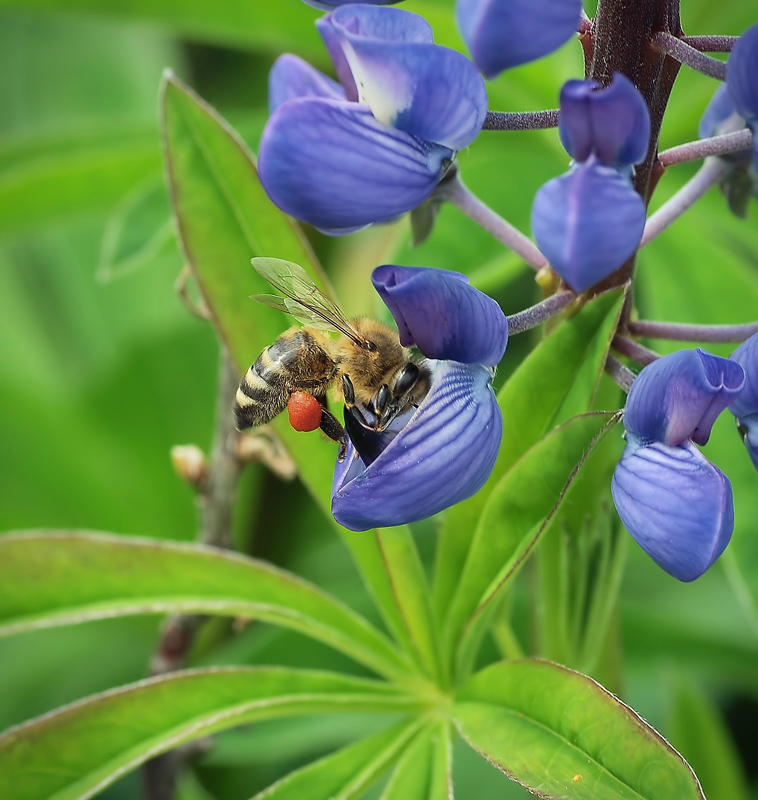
170, 445, 208, 487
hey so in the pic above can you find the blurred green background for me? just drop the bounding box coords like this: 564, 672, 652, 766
1, 0, 757, 797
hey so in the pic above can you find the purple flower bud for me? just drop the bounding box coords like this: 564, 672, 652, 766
698, 85, 757, 216
612, 435, 734, 582
371, 265, 508, 366
624, 349, 745, 447
331, 265, 505, 530
727, 22, 758, 171
699, 84, 740, 141
729, 332, 758, 470
530, 155, 646, 292
456, 0, 582, 79
259, 5, 487, 234
332, 361, 502, 530
558, 74, 650, 168
727, 22, 758, 124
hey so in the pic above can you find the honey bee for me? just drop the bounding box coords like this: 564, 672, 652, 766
234, 258, 432, 457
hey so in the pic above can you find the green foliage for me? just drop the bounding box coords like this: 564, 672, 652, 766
454, 660, 705, 800
1, 1, 757, 798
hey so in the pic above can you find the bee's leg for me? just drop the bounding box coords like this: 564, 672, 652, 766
307, 387, 348, 460
341, 375, 374, 429
369, 384, 390, 430
319, 409, 347, 459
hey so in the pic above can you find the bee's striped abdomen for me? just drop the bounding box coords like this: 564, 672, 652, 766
233, 329, 335, 432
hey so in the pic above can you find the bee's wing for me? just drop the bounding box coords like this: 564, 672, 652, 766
252, 258, 367, 343
251, 293, 335, 331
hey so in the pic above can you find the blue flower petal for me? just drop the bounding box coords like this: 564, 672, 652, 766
727, 22, 758, 124
729, 332, 758, 468
729, 332, 758, 418
612, 435, 734, 582
735, 415, 758, 471
559, 74, 650, 168
332, 360, 502, 531
329, 4, 434, 45
530, 156, 645, 292
317, 4, 433, 102
699, 83, 738, 140
330, 13, 486, 148
371, 265, 508, 365
456, 0, 582, 79
625, 349, 745, 447
269, 54, 345, 113
302, 0, 402, 9
258, 97, 452, 233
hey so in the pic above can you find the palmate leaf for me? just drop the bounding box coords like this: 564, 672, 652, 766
0, 667, 423, 800
453, 659, 705, 800
0, 532, 414, 683
433, 289, 624, 623
161, 73, 439, 680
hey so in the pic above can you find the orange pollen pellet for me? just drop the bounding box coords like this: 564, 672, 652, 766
287, 392, 323, 432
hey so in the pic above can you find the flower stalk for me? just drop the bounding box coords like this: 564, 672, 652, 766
658, 128, 753, 166
628, 320, 758, 343
641, 157, 731, 247
506, 291, 576, 334
438, 172, 548, 271
652, 31, 727, 80
483, 109, 559, 131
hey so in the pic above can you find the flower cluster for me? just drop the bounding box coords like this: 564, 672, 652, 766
531, 74, 649, 292
612, 341, 758, 581
258, 0, 758, 575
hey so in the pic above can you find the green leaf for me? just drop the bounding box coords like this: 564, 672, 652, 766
433, 289, 624, 622
453, 659, 705, 800
161, 71, 324, 372
668, 676, 750, 800
161, 73, 438, 678
0, 666, 421, 800
251, 719, 425, 800
0, 532, 413, 682
380, 720, 452, 800
444, 412, 620, 678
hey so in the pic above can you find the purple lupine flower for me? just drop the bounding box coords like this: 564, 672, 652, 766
259, 5, 487, 235
531, 74, 649, 293
456, 0, 582, 79
301, 0, 402, 10
727, 21, 758, 171
611, 349, 745, 581
332, 266, 506, 531
728, 332, 758, 470
699, 84, 757, 217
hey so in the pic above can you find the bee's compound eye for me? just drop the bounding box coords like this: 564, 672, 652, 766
394, 363, 420, 396
288, 392, 322, 432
